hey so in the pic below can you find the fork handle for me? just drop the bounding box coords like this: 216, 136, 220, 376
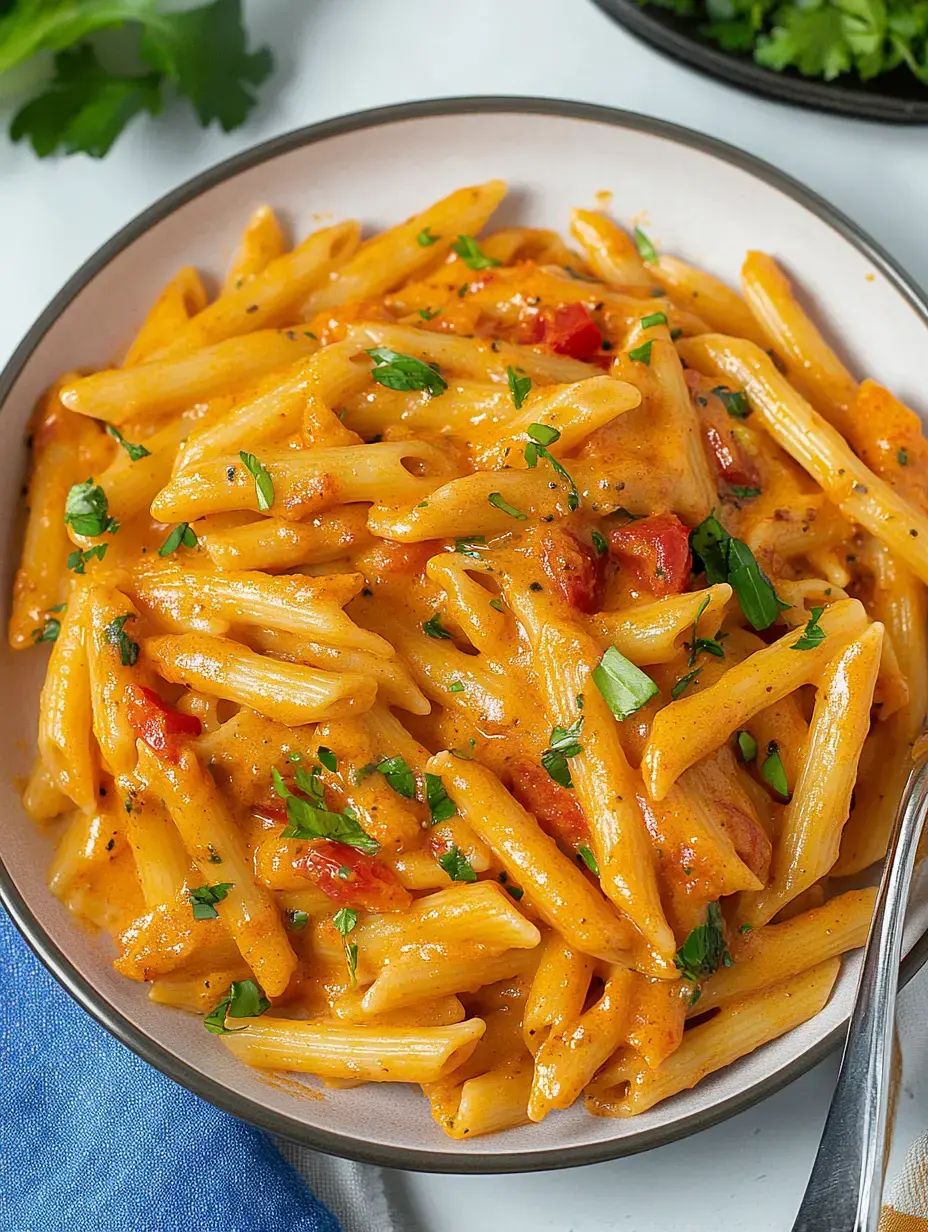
792, 757, 928, 1232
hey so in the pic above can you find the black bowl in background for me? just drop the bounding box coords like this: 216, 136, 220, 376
593, 0, 928, 124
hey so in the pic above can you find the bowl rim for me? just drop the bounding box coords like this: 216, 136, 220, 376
3, 95, 928, 1174
589, 0, 928, 125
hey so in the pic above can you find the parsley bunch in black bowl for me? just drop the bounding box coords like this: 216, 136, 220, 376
593, 0, 928, 121
0, 0, 273, 159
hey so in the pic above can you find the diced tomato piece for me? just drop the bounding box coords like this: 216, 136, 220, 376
531, 302, 604, 361
295, 840, 411, 913
539, 528, 601, 613
686, 371, 761, 490
609, 513, 691, 597
125, 684, 201, 763
509, 759, 590, 851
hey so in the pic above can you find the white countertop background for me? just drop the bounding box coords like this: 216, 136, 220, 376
3, 2, 927, 1228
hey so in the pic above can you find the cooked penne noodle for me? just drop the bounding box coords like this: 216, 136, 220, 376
144, 632, 377, 725
657, 253, 767, 344
223, 205, 286, 293
197, 505, 371, 572
586, 584, 732, 666
360, 946, 536, 1017
61, 330, 319, 425
570, 209, 653, 288
522, 932, 594, 1055
37, 584, 98, 812
123, 267, 208, 367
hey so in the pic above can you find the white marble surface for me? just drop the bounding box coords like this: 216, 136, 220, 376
2, 2, 927, 1227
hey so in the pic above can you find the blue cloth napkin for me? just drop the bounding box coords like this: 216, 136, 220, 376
0, 905, 340, 1232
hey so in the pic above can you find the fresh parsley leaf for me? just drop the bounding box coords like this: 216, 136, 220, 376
690, 514, 787, 631
271, 766, 378, 853
6, 0, 272, 159
524, 423, 580, 511
541, 717, 584, 788
158, 522, 198, 556
106, 423, 151, 461
671, 666, 702, 699
634, 227, 658, 263
65, 479, 117, 537
488, 598, 505, 613
592, 647, 659, 720
377, 755, 416, 799
736, 730, 758, 763
438, 845, 477, 883
674, 902, 731, 983
685, 594, 725, 668
417, 226, 440, 246
640, 311, 668, 329
761, 741, 790, 798
204, 977, 269, 1035
730, 486, 761, 500
32, 612, 63, 643
288, 909, 309, 931
67, 544, 108, 574
104, 614, 138, 667
488, 492, 527, 521
755, 1, 851, 80
418, 307, 441, 320
425, 773, 457, 824
448, 681, 465, 693
591, 530, 608, 557
366, 347, 447, 396
898, 448, 909, 466
189, 881, 233, 920
455, 535, 487, 558
334, 907, 359, 985
713, 386, 751, 418
628, 340, 653, 365
507, 365, 532, 410
791, 605, 826, 651
239, 450, 274, 511
318, 746, 337, 773
451, 235, 500, 270
577, 844, 600, 876
423, 612, 452, 639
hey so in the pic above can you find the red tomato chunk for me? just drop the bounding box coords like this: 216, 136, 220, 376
295, 840, 411, 912
609, 512, 691, 597
124, 684, 202, 762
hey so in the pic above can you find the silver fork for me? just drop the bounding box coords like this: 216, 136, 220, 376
792, 755, 928, 1232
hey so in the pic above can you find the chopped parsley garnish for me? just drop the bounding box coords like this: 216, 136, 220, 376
488, 491, 527, 521
271, 766, 378, 853
317, 746, 337, 773
489, 598, 505, 613
634, 227, 658, 264
541, 717, 584, 789
239, 451, 274, 511
736, 730, 758, 763
524, 423, 579, 511
451, 235, 500, 270
791, 606, 826, 651
591, 530, 608, 556
449, 680, 465, 693
628, 340, 653, 365
67, 544, 108, 574
65, 479, 118, 537
418, 307, 441, 320
204, 978, 269, 1035
671, 667, 702, 699
288, 909, 309, 931
577, 844, 600, 876
739, 923, 753, 935
640, 311, 667, 329
690, 514, 788, 631
158, 522, 198, 556
425, 773, 457, 824
761, 741, 789, 798
105, 423, 151, 461
417, 226, 440, 246
189, 881, 233, 920
507, 366, 532, 410
366, 347, 447, 397
898, 448, 909, 466
592, 646, 659, 720
713, 386, 751, 419
377, 755, 416, 799
455, 535, 487, 558
686, 594, 725, 668
423, 612, 452, 639
438, 845, 477, 883
32, 608, 64, 644
104, 614, 139, 667
334, 908, 359, 986
674, 902, 731, 984
730, 486, 761, 500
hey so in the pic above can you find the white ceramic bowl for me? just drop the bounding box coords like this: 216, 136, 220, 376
3, 99, 928, 1173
